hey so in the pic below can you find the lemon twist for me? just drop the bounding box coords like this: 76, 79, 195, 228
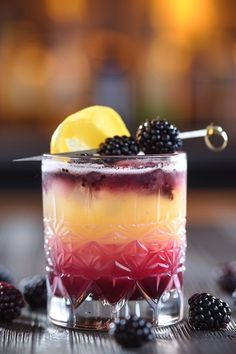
50, 106, 130, 154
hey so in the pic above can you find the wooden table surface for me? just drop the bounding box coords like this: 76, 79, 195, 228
0, 191, 236, 354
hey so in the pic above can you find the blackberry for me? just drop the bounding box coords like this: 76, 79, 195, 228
20, 275, 47, 309
98, 136, 140, 156
215, 261, 236, 293
0, 265, 14, 284
0, 282, 24, 321
188, 293, 231, 330
109, 315, 155, 348
136, 119, 182, 154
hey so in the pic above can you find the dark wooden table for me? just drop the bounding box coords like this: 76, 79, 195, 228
0, 192, 236, 354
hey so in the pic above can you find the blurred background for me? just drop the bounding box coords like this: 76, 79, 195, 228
1, 0, 236, 187
0, 0, 235, 280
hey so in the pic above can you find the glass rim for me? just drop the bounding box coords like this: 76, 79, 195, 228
42, 151, 186, 162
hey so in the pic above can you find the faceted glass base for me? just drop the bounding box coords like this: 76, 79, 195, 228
48, 289, 184, 330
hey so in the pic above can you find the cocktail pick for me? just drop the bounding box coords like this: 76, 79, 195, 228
13, 149, 98, 162
179, 123, 228, 151
14, 123, 228, 162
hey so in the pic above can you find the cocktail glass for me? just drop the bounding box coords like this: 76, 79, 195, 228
42, 152, 187, 330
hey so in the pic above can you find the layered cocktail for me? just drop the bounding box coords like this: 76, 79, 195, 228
43, 152, 186, 329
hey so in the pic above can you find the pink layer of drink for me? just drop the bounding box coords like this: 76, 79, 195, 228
47, 238, 185, 304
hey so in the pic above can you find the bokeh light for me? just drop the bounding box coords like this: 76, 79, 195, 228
0, 0, 235, 187
45, 0, 86, 22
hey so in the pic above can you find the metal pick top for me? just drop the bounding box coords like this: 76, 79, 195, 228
205, 124, 228, 151
180, 123, 228, 152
